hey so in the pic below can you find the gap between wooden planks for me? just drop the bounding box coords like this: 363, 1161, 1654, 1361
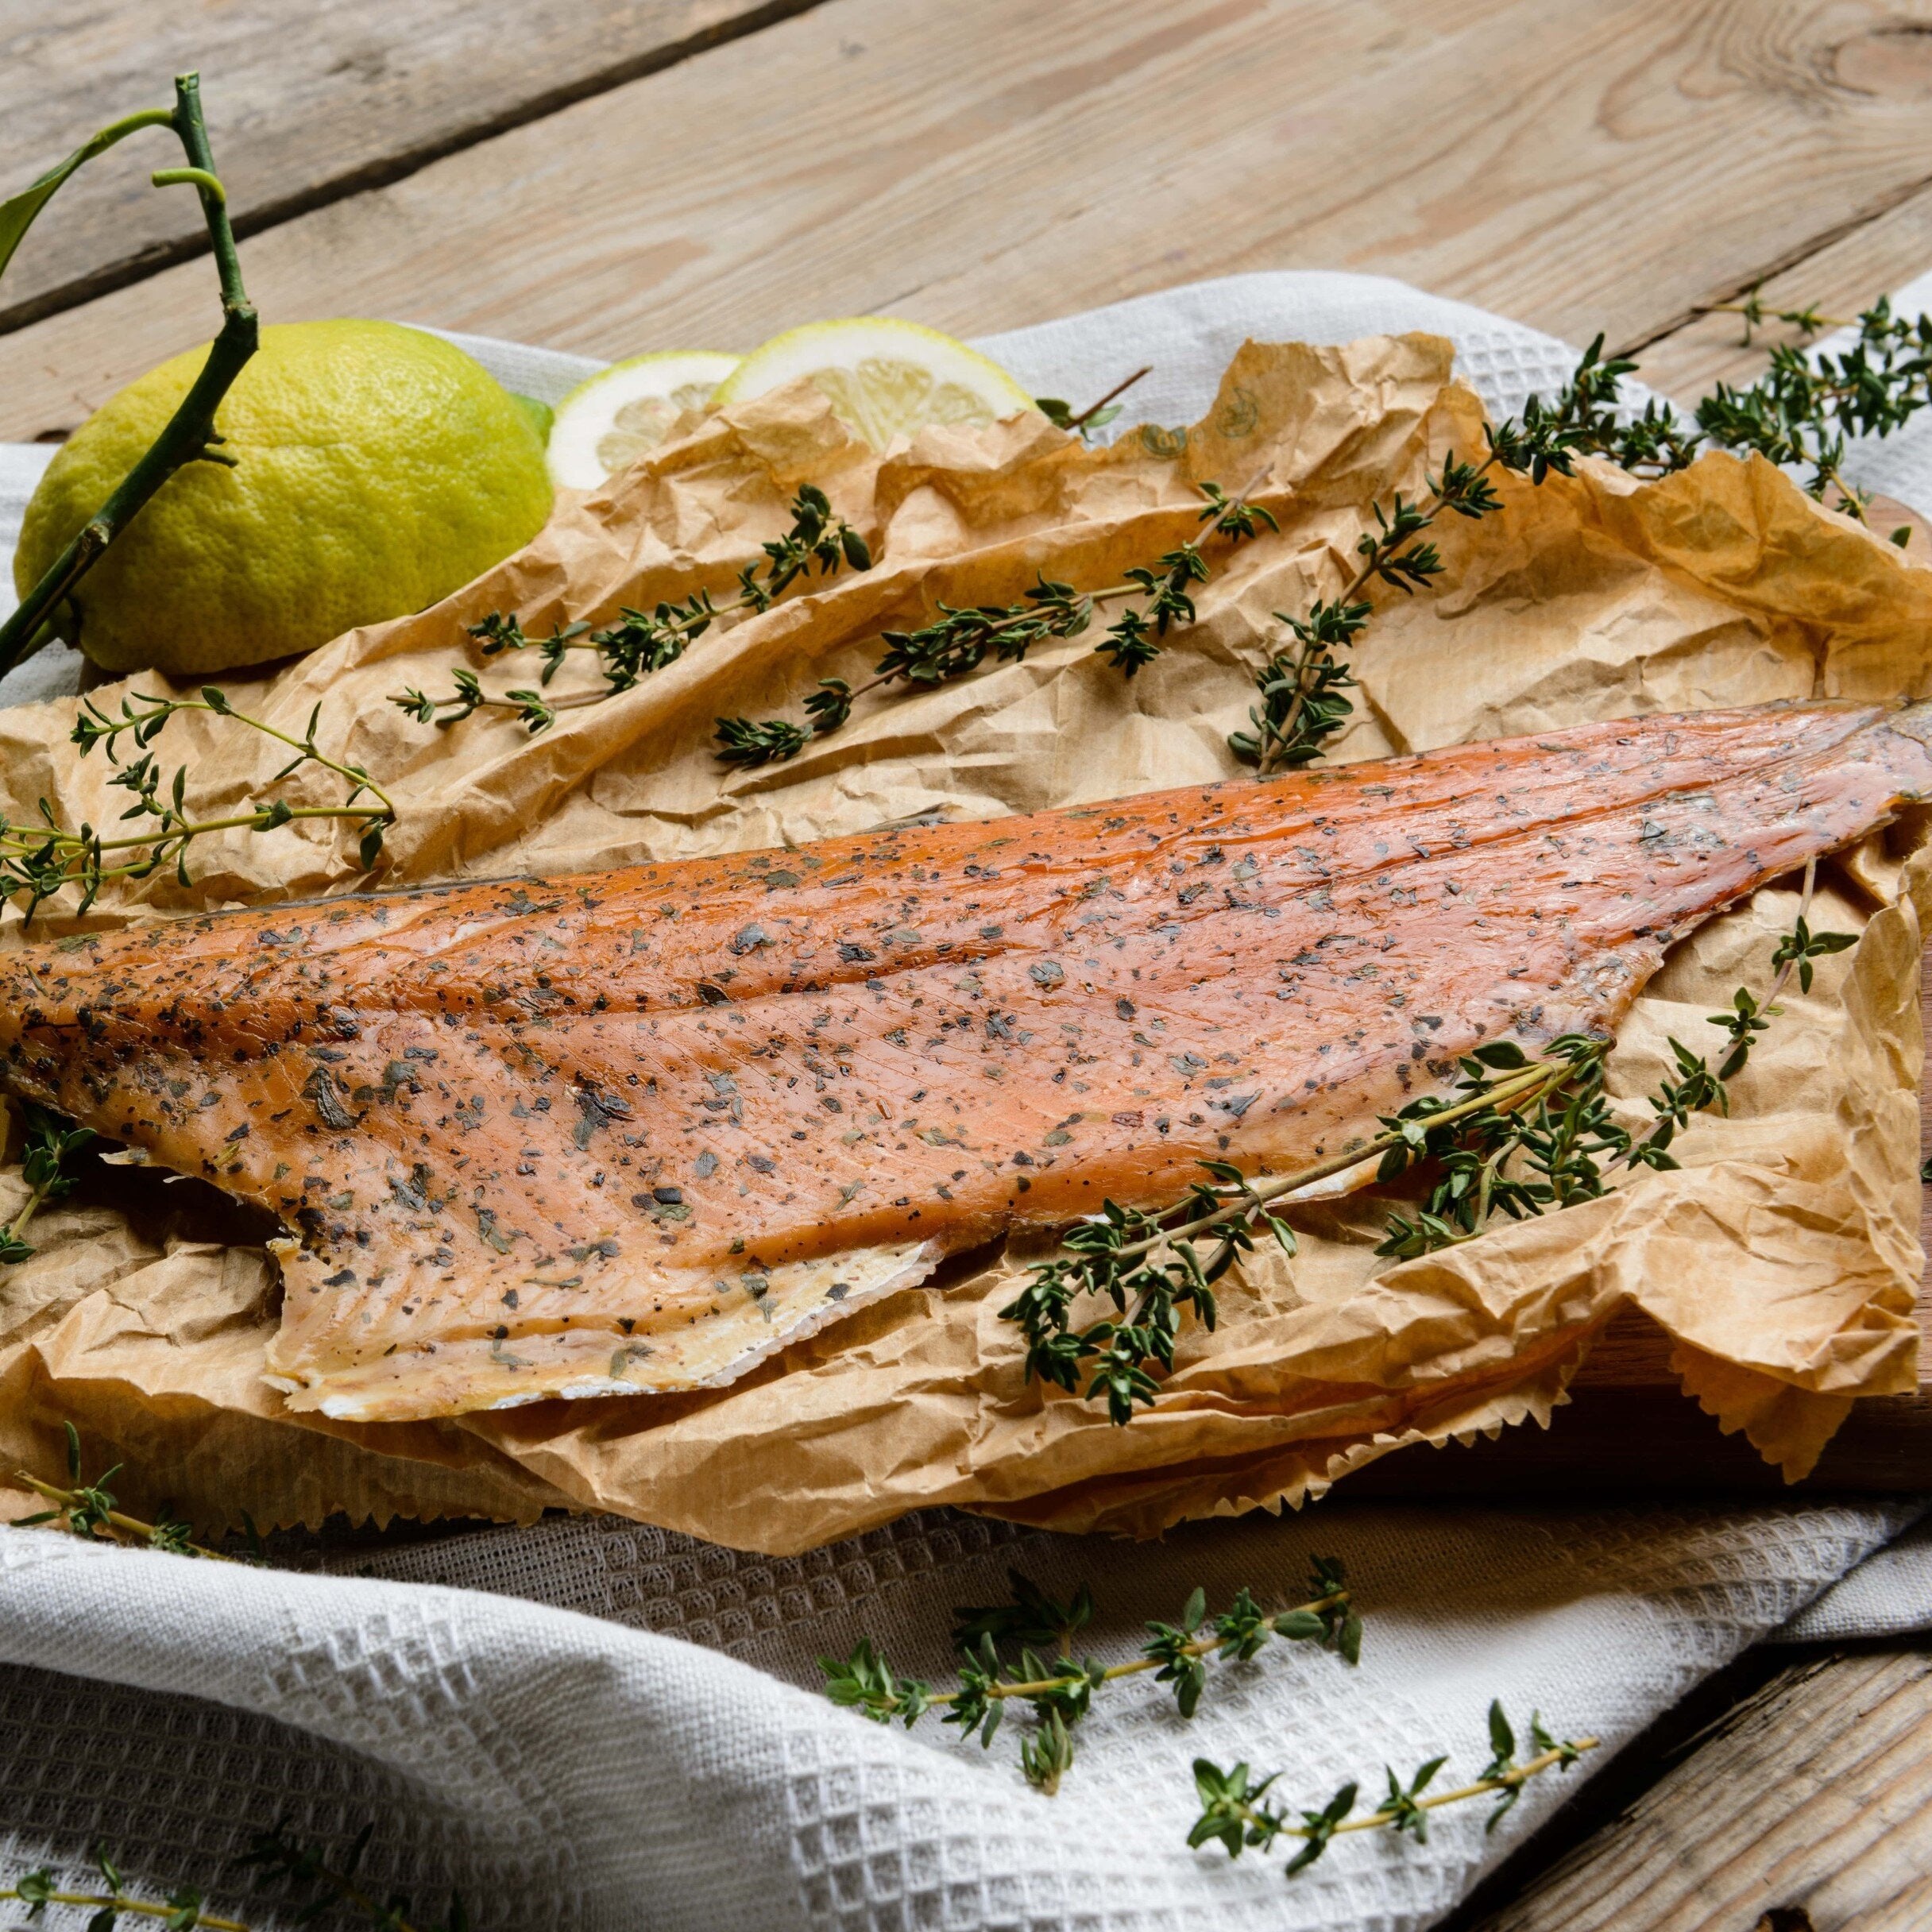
0, 0, 836, 334
11, 0, 1932, 438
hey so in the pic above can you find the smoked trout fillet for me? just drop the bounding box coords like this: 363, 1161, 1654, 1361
3, 699, 1930, 1423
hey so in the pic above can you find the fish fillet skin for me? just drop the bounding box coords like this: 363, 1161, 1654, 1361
2, 700, 1928, 1423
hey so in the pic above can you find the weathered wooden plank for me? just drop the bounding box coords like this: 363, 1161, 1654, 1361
10, 0, 1932, 441
1471, 1650, 1932, 1932
1635, 203, 1932, 405
0, 0, 828, 332
1348, 1384, 1932, 1497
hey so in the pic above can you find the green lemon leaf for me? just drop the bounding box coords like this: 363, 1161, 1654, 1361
2, 108, 173, 288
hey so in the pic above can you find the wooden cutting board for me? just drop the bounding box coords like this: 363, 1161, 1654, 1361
1354, 955, 1932, 1499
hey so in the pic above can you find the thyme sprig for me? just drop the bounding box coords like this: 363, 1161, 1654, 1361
239, 1822, 467, 1932
1372, 1037, 1632, 1259
1374, 862, 1852, 1259
1191, 1700, 1596, 1875
392, 485, 871, 733
1700, 284, 1849, 349
0, 1826, 469, 1932
823, 1559, 1359, 1793
0, 1101, 94, 1262
0, 75, 257, 682
1237, 298, 1932, 777
1002, 1052, 1568, 1423
1006, 870, 1853, 1412
1034, 365, 1151, 443
717, 480, 1279, 769
0, 688, 393, 918
1548, 303, 1932, 519
1234, 334, 1652, 775
14, 1420, 246, 1561
3, 1845, 240, 1932
1232, 450, 1504, 773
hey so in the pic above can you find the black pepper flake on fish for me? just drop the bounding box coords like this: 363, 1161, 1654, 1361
2, 699, 1929, 1421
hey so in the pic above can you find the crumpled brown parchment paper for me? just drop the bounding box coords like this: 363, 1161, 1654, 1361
2, 333, 1928, 1555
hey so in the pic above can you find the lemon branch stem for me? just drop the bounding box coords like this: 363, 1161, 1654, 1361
0, 72, 258, 681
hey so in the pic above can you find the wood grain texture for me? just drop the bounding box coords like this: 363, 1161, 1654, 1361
1474, 1651, 1932, 1932
0, 0, 828, 332
12, 0, 1932, 439
1636, 191, 1932, 404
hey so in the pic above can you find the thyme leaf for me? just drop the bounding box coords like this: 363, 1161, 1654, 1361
12, 1421, 242, 1562
396, 485, 871, 732
0, 1101, 94, 1264
822, 1559, 1358, 1791
1375, 862, 1852, 1259
1034, 365, 1151, 443
1001, 1051, 1567, 1422
0, 690, 394, 919
1192, 1699, 1596, 1874
1237, 297, 1932, 779
718, 480, 1278, 766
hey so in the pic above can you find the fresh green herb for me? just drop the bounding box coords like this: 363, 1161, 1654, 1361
1005, 868, 1853, 1416
1001, 1050, 1570, 1422
1190, 1700, 1595, 1874
15, 1420, 238, 1561
1770, 911, 1857, 994
241, 1822, 467, 1932
1231, 450, 1503, 774
0, 74, 257, 683
1539, 305, 1932, 520
2, 1843, 238, 1931
0, 687, 394, 918
1375, 862, 1851, 1260
392, 484, 871, 732
1034, 365, 1151, 443
822, 1559, 1358, 1793
1235, 334, 1656, 775
0, 1101, 94, 1262
1238, 299, 1932, 776
718, 480, 1278, 767
0, 1826, 469, 1932
1700, 285, 1849, 350
1371, 1037, 1625, 1260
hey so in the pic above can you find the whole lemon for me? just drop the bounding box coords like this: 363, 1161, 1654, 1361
15, 319, 554, 675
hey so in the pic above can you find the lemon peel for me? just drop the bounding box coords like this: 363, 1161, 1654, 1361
15, 318, 553, 675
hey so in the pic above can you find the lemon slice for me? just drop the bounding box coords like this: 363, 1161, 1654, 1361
713, 318, 1035, 451
547, 350, 742, 489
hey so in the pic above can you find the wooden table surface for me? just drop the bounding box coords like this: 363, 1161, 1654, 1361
5, 2, 1931, 1925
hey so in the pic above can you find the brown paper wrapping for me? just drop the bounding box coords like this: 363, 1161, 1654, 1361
2, 334, 1927, 1553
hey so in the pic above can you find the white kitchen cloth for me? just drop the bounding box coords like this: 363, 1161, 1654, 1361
2, 271, 1930, 1932
2, 1500, 1921, 1932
